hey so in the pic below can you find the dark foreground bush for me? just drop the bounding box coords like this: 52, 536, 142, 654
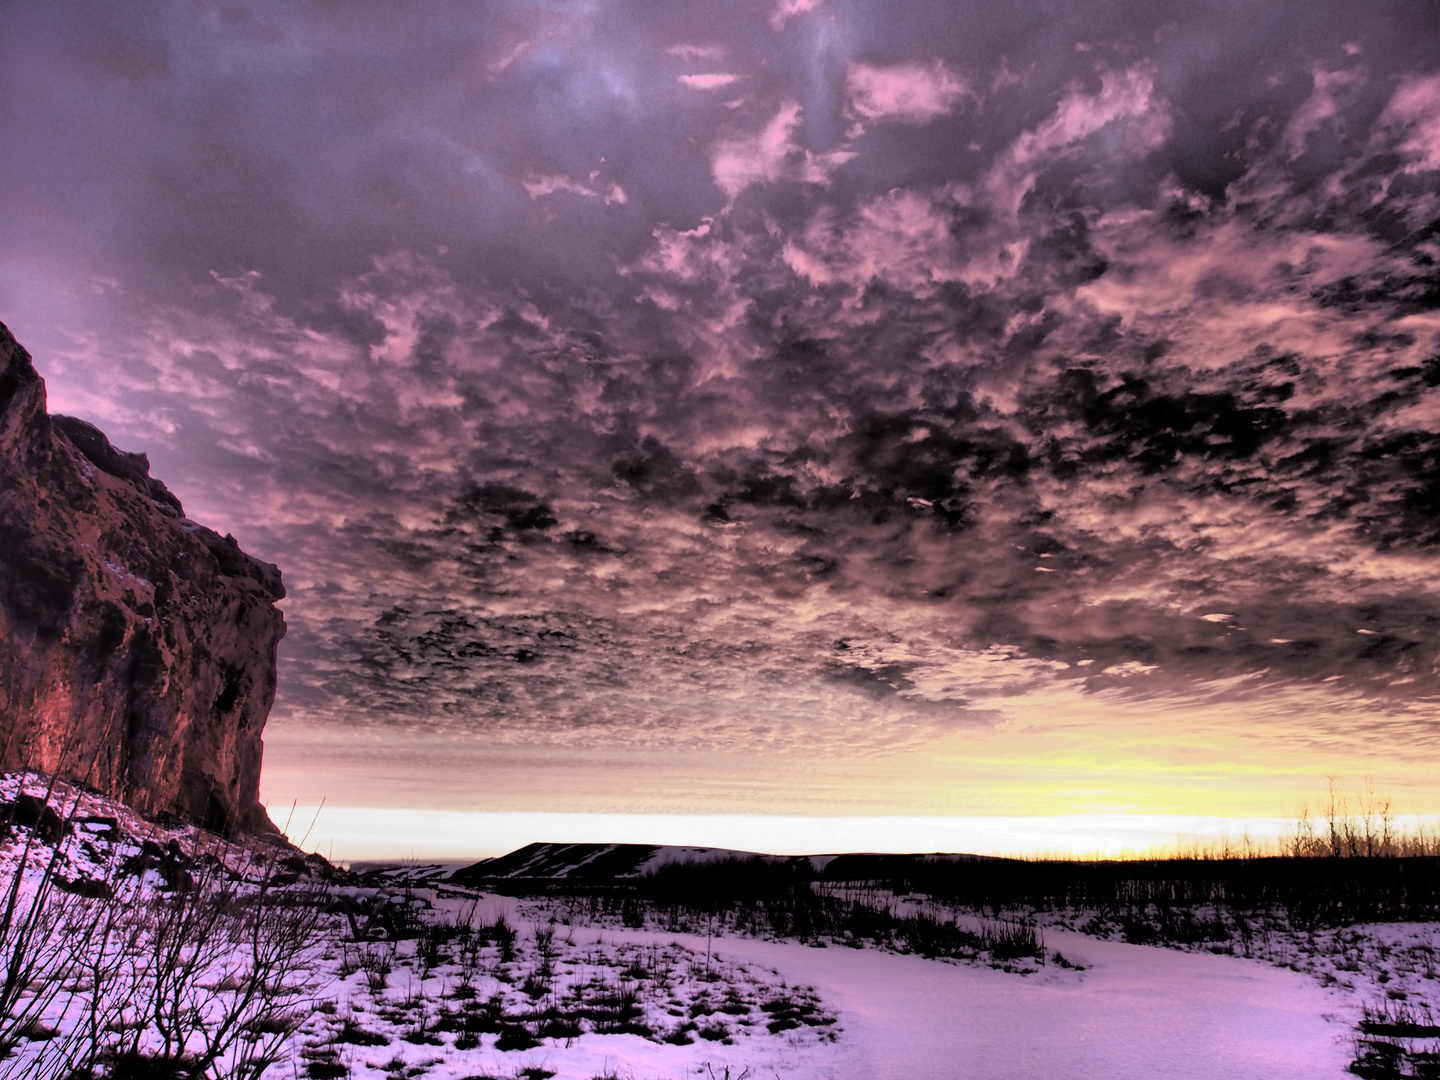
0, 776, 329, 1080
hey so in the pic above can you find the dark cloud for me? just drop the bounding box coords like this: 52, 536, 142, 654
4, 0, 1440, 810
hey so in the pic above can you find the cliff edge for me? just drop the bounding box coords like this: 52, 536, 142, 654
0, 320, 285, 835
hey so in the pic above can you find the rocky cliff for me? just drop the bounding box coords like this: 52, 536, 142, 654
0, 320, 285, 834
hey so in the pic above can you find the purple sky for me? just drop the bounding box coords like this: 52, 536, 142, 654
5, 1, 1440, 827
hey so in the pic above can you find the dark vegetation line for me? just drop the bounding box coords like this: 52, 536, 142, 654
457, 781, 1440, 947
468, 851, 1440, 947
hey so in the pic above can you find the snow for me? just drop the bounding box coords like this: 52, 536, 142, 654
631, 847, 837, 876
701, 930, 1351, 1080
0, 776, 1419, 1080
277, 893, 1352, 1080
384, 917, 1351, 1080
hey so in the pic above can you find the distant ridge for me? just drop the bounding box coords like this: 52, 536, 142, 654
434, 841, 1005, 887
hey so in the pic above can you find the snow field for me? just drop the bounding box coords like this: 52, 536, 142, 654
294, 894, 843, 1080
458, 911, 1355, 1080
0, 776, 1431, 1080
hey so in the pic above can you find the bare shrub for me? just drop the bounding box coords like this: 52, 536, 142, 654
356, 942, 394, 994
0, 778, 330, 1080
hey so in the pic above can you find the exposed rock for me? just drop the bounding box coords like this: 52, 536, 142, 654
0, 320, 285, 835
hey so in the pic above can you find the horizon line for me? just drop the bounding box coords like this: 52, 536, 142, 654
271, 806, 1440, 864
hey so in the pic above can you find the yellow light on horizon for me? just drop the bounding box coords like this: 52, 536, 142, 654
273, 807, 1424, 865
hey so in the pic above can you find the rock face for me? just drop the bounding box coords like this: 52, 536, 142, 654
0, 320, 285, 835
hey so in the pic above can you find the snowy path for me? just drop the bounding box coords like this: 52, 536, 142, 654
682, 929, 1354, 1080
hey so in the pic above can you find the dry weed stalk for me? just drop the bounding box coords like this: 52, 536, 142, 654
0, 776, 330, 1080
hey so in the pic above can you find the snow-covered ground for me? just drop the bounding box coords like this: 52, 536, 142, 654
1, 776, 1432, 1079
710, 929, 1351, 1080
277, 893, 1355, 1080
298, 894, 841, 1080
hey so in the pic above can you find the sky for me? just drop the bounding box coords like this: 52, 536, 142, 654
4, 0, 1440, 857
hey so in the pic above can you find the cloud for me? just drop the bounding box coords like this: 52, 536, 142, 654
522, 174, 597, 199
978, 66, 1171, 221
1381, 72, 1440, 172
667, 44, 726, 62
770, 0, 826, 31
710, 103, 855, 199
9, 0, 1440, 811
679, 73, 740, 90
523, 173, 628, 204
846, 60, 969, 126
50, 42, 1440, 759
782, 190, 962, 294
1281, 65, 1362, 160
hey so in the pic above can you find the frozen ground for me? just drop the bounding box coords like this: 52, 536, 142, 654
0, 777, 1430, 1079
269, 892, 1357, 1080
702, 928, 1352, 1080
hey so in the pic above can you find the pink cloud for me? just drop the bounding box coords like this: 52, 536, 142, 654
679, 73, 739, 90
1007, 67, 1166, 167
978, 67, 1169, 221
522, 174, 595, 200
1281, 65, 1362, 160
788, 68, 1173, 298
769, 0, 825, 31
846, 60, 968, 126
710, 103, 854, 199
1381, 73, 1440, 172
522, 173, 627, 205
783, 190, 961, 296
